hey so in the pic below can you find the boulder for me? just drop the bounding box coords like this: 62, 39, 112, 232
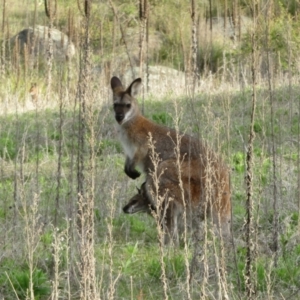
10, 25, 75, 62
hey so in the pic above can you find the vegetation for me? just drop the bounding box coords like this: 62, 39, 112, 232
0, 0, 299, 299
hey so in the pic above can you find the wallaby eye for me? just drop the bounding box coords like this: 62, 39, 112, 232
126, 104, 131, 109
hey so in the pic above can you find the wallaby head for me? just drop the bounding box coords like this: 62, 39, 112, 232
110, 76, 142, 125
123, 182, 155, 214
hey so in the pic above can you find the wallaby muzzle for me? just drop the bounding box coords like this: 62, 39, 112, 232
123, 201, 139, 214
115, 113, 124, 123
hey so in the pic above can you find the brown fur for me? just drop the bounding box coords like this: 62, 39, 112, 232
124, 158, 231, 245
111, 76, 231, 244
111, 76, 206, 179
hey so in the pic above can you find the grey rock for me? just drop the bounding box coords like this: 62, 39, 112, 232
10, 25, 75, 61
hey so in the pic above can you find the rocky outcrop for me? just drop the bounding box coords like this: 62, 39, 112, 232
10, 25, 75, 62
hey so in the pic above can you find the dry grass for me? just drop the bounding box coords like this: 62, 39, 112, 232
0, 1, 299, 299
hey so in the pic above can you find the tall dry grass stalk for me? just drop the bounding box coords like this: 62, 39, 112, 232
5, 271, 20, 300
77, 193, 97, 300
105, 186, 121, 300
209, 141, 230, 298
33, 88, 41, 203
171, 101, 192, 300
51, 223, 70, 300
13, 113, 42, 300
147, 134, 169, 300
21, 193, 43, 300
54, 80, 65, 228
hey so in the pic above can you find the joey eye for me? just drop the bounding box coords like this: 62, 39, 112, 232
126, 104, 131, 109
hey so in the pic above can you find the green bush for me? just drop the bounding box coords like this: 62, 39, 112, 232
147, 253, 186, 280
232, 151, 245, 173
275, 254, 300, 288
235, 247, 268, 292
0, 133, 17, 160
2, 267, 51, 299
152, 112, 172, 126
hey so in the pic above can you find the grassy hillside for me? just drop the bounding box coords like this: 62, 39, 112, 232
0, 83, 299, 299
0, 0, 300, 299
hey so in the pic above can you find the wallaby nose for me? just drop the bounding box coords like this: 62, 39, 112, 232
116, 114, 124, 123
123, 205, 130, 213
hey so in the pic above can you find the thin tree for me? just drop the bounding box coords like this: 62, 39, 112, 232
244, 0, 258, 298
231, 0, 238, 43
265, 0, 279, 266
44, 0, 57, 101
139, 0, 147, 74
0, 0, 7, 77
191, 0, 199, 97
208, 0, 213, 73
139, 0, 148, 113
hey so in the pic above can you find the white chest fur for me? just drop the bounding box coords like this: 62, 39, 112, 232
117, 125, 137, 160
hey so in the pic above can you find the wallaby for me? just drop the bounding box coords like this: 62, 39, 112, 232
110, 76, 205, 179
123, 158, 231, 245
123, 182, 155, 214
123, 179, 180, 244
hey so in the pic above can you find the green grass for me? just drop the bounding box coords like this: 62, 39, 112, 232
0, 82, 299, 299
1, 0, 300, 298
0, 261, 51, 300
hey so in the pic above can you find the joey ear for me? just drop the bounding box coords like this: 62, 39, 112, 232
110, 76, 123, 91
126, 78, 142, 98
136, 186, 141, 194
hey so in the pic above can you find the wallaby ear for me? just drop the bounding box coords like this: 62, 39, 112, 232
110, 76, 123, 91
126, 78, 142, 98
